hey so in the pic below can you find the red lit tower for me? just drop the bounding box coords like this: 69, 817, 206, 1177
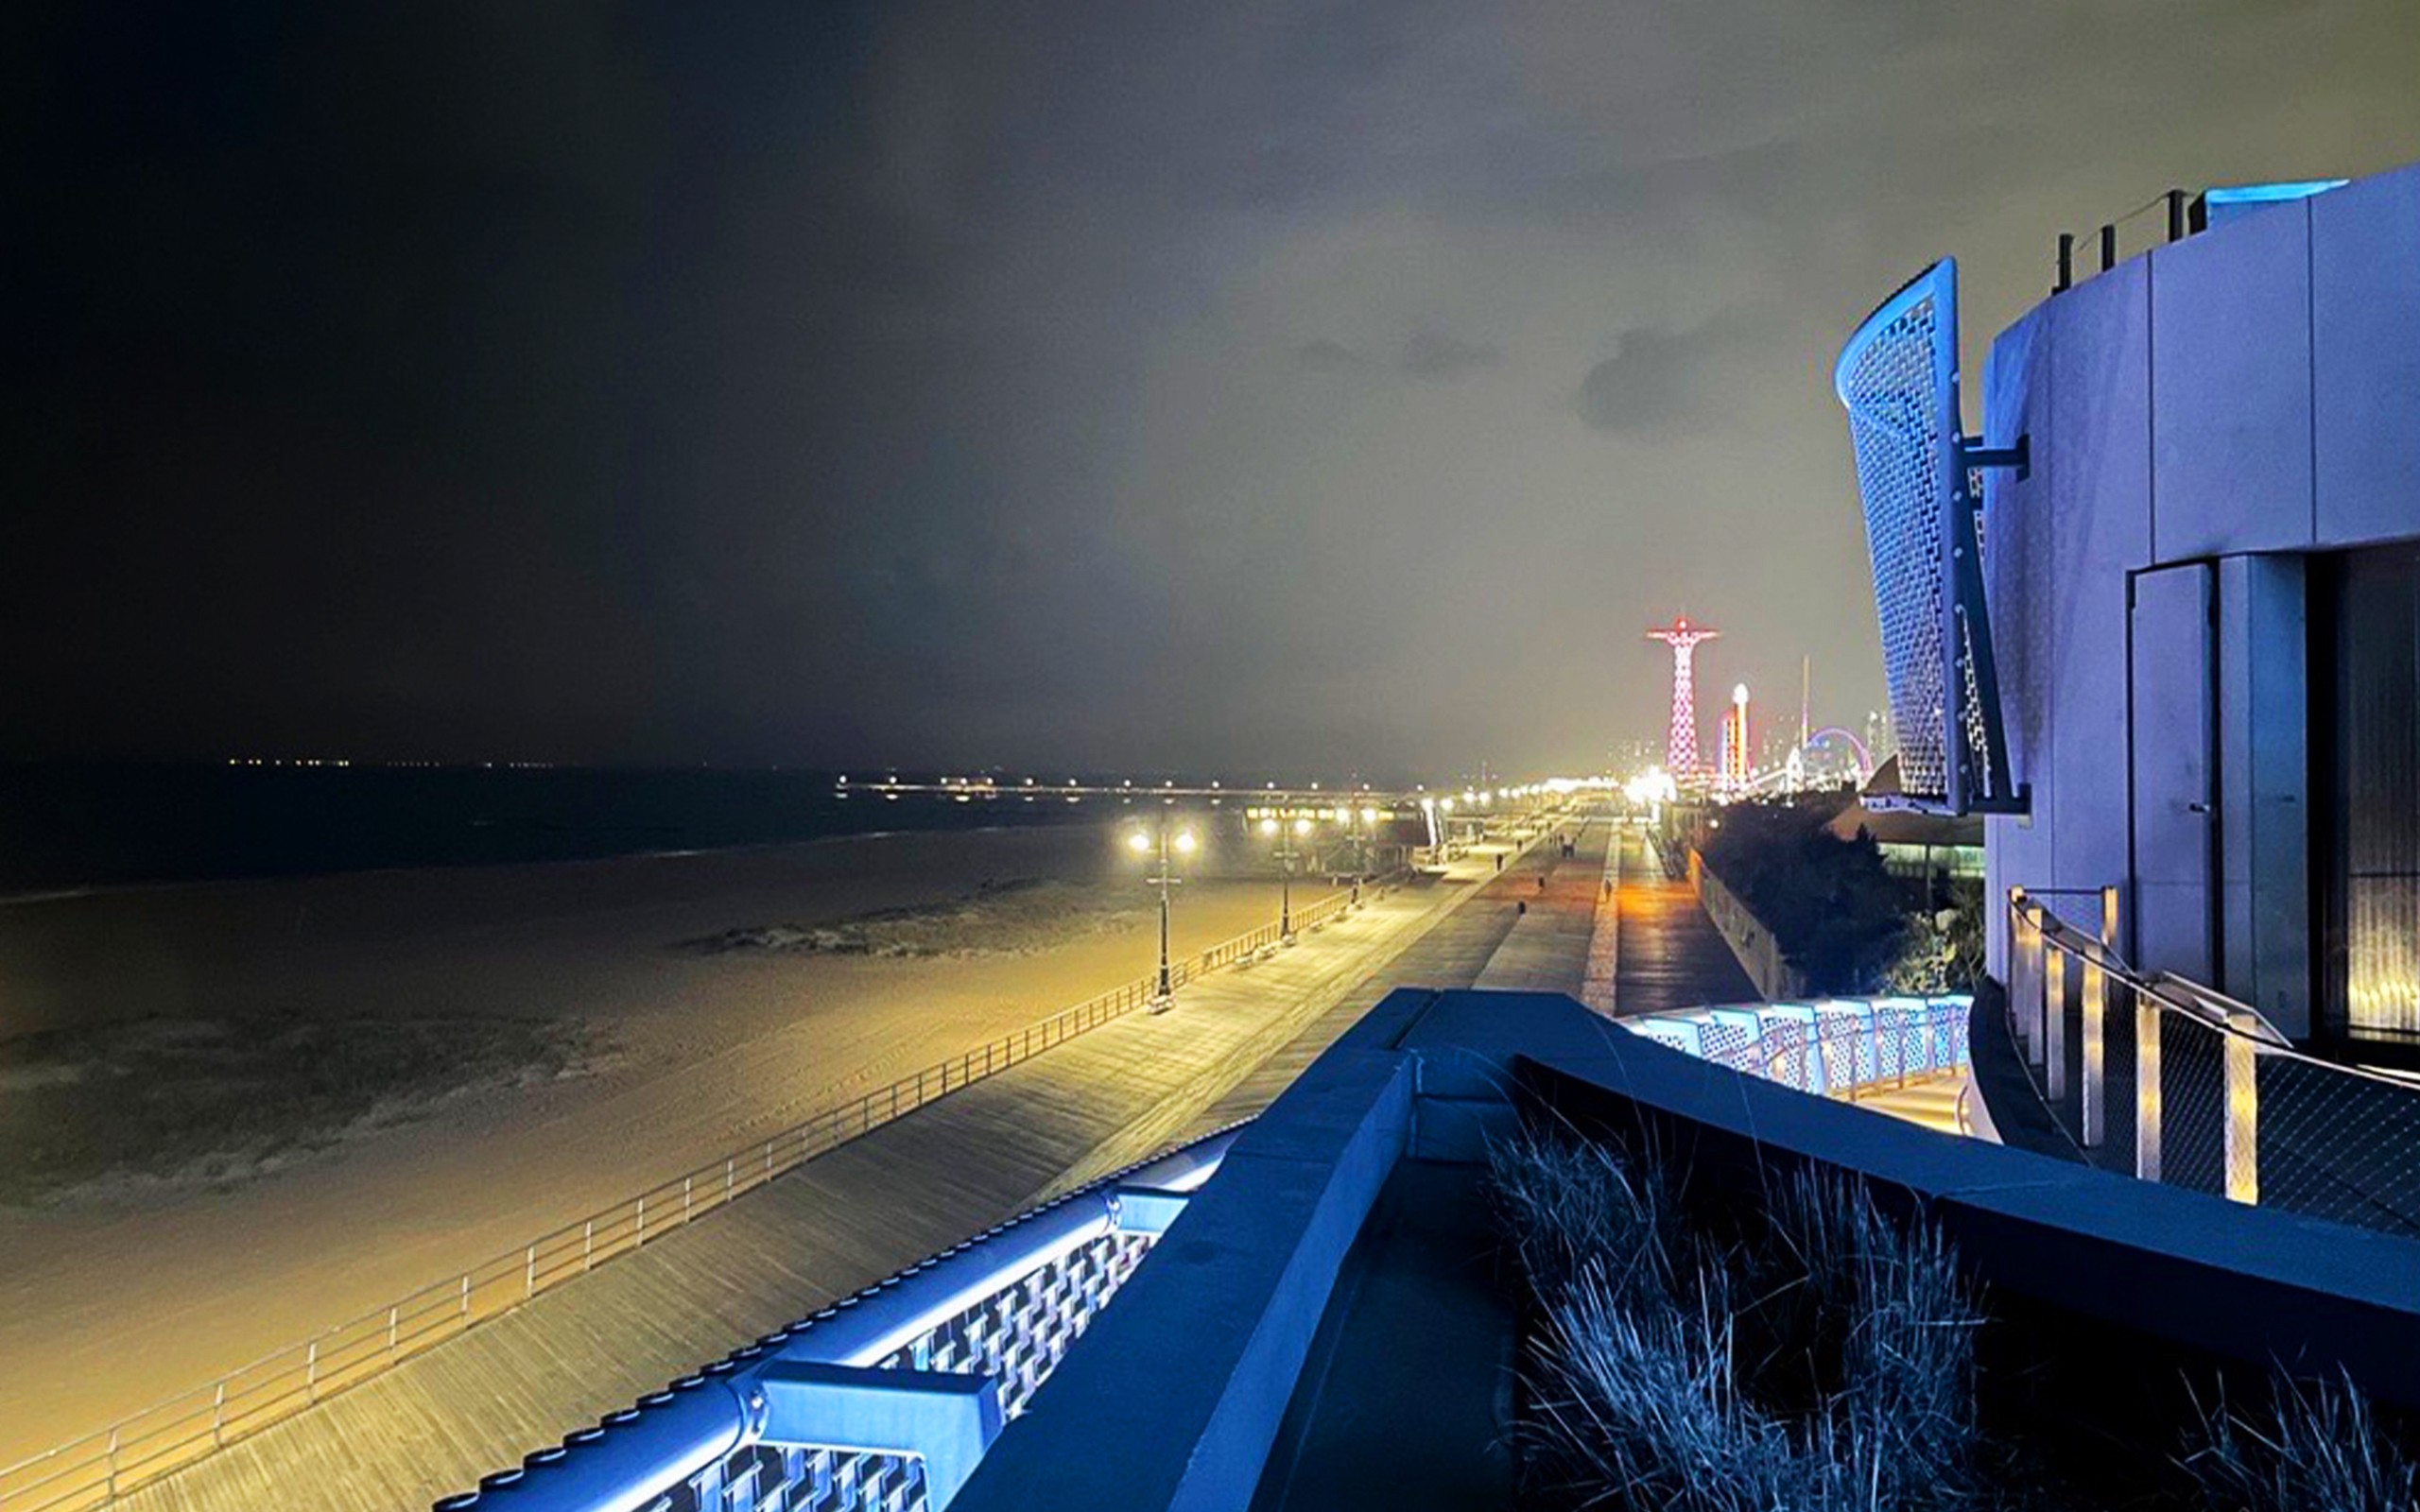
1646, 617, 1719, 778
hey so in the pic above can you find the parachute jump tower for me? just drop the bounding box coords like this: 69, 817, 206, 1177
1646, 616, 1719, 780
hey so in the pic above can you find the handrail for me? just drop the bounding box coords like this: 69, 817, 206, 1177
0, 878, 1396, 1512
2007, 886, 2420, 1222
1620, 996, 1972, 1102
434, 1124, 1251, 1512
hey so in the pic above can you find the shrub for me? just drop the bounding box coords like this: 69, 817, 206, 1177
1698, 799, 1914, 994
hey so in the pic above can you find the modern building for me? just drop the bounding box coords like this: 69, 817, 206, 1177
1841, 161, 2420, 1055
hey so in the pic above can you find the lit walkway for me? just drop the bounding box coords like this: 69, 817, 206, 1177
1858, 1074, 1992, 1140
115, 834, 1567, 1512
1608, 827, 1756, 1017
1186, 820, 1607, 1136
1468, 818, 1613, 993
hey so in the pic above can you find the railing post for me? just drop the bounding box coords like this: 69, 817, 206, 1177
2043, 945, 2067, 1101
389, 1304, 400, 1350
213, 1380, 228, 1447
2009, 890, 2040, 1061
2224, 1012, 2260, 1205
726, 1156, 735, 1201
635, 1194, 647, 1248
683, 1175, 694, 1224
306, 1339, 320, 1404
107, 1427, 118, 1503
2080, 951, 2105, 1148
459, 1273, 471, 1320
583, 1219, 595, 1271
2135, 992, 2162, 1181
525, 1244, 537, 1298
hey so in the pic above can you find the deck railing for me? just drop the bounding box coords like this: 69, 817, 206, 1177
1620, 995, 1972, 1099
0, 884, 1382, 1512
2007, 887, 2420, 1238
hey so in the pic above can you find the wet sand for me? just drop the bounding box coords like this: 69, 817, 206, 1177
0, 822, 1299, 1463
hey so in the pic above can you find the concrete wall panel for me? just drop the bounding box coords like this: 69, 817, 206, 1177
2150, 200, 2315, 560
2047, 263, 2152, 899
1983, 314, 2051, 972
2314, 163, 2420, 547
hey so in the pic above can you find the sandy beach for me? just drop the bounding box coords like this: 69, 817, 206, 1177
0, 821, 1302, 1464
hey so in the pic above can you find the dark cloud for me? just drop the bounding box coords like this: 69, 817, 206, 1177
5, 0, 2415, 773
1576, 328, 1697, 434
1400, 332, 1500, 380
1294, 339, 1369, 371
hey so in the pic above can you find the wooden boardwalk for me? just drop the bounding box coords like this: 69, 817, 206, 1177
1469, 819, 1611, 993
119, 839, 1562, 1512
1608, 827, 1757, 1015
1188, 825, 1605, 1137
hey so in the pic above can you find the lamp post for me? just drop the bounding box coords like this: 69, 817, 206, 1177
1128, 822, 1197, 1011
1353, 806, 1381, 904
1258, 813, 1314, 941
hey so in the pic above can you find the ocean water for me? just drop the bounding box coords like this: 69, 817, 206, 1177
0, 764, 1097, 892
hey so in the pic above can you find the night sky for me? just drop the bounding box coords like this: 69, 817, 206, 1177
9, 4, 2415, 774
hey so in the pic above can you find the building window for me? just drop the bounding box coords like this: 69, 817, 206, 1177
2326, 545, 2420, 1043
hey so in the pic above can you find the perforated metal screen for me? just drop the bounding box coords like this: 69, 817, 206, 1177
1837, 263, 1958, 803
1834, 259, 2014, 814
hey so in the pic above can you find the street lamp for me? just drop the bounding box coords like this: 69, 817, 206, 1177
1257, 813, 1314, 940
1128, 822, 1198, 1010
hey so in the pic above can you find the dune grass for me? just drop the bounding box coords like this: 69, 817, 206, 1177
2183, 1371, 2419, 1512
1489, 1127, 1989, 1510
0, 1011, 594, 1205
1489, 1125, 2420, 1511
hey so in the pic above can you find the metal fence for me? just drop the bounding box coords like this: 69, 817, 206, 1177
1620, 994, 1972, 1099
2007, 887, 2420, 1238
0, 886, 1374, 1512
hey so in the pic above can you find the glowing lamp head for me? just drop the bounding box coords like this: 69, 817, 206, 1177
1173, 830, 1198, 855
1293, 816, 1313, 836
1359, 807, 1378, 824
1258, 816, 1278, 836
1126, 831, 1152, 854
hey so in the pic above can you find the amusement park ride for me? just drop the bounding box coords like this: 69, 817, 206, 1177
1644, 615, 1874, 798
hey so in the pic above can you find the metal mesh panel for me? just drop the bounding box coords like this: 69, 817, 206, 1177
879, 1232, 1154, 1419
674, 1228, 1158, 1510
1814, 1005, 1879, 1089
683, 1446, 925, 1512
2256, 1056, 2420, 1236
1838, 269, 1954, 800
1620, 1000, 1969, 1096
1758, 1017, 1814, 1091
1698, 1019, 1759, 1074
